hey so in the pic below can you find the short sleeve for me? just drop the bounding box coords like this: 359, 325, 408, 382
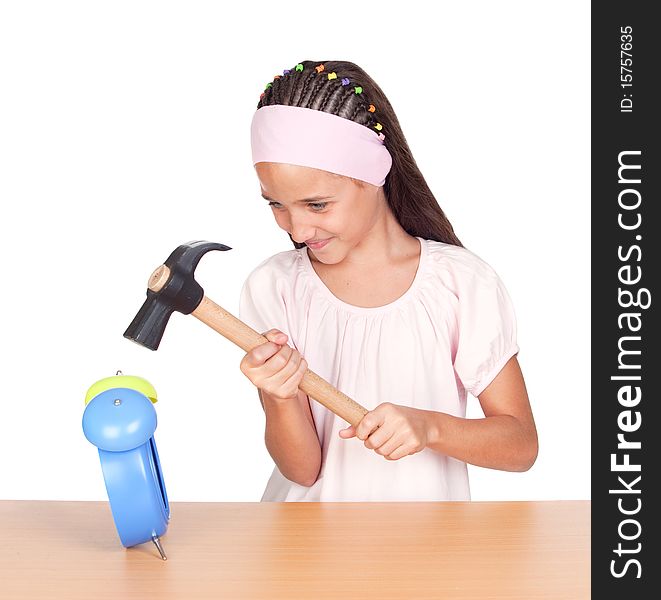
238, 258, 295, 345
452, 261, 519, 397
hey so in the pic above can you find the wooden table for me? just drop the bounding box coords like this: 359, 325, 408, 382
0, 500, 589, 599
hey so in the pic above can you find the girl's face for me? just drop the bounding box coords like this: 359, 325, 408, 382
255, 162, 386, 264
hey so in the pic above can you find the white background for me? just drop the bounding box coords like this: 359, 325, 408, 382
0, 1, 590, 501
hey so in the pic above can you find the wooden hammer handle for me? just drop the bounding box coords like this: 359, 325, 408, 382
192, 296, 368, 426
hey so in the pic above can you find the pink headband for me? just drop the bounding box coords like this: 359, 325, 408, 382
250, 105, 392, 187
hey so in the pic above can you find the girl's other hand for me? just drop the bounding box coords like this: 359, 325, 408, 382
239, 329, 308, 401
339, 403, 431, 461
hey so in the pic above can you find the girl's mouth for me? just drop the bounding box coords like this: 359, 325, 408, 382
306, 238, 332, 250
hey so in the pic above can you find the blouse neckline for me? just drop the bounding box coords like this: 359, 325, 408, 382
299, 236, 428, 315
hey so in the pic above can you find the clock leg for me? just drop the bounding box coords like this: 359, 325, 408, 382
151, 534, 167, 560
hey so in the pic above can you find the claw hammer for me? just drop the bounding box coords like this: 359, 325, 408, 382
124, 241, 368, 426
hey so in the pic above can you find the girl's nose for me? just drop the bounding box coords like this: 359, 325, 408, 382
289, 217, 315, 243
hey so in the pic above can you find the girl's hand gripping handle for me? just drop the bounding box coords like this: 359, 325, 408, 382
192, 296, 368, 427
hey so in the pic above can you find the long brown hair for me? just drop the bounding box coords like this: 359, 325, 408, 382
257, 60, 462, 249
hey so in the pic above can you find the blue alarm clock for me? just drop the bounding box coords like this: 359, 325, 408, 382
82, 373, 170, 560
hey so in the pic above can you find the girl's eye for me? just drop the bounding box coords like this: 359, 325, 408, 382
268, 201, 328, 211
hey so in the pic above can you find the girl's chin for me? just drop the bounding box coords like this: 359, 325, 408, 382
307, 244, 343, 264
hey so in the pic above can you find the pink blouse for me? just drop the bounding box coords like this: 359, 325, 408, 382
239, 237, 519, 501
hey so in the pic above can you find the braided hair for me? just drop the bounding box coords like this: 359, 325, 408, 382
257, 60, 462, 249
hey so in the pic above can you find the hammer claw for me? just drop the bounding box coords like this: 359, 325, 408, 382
124, 241, 231, 350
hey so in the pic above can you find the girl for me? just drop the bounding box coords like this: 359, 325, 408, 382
239, 60, 538, 502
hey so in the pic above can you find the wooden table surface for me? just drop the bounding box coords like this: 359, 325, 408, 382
0, 500, 590, 599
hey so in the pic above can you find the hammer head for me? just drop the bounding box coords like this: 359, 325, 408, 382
124, 241, 231, 350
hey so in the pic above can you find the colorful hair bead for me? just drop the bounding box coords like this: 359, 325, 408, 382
295, 63, 304, 72
374, 122, 383, 131
377, 132, 385, 142
327, 72, 337, 80
283, 69, 291, 75
354, 86, 363, 94
341, 78, 350, 86
273, 75, 281, 80
368, 104, 376, 112
315, 64, 325, 73
260, 92, 265, 99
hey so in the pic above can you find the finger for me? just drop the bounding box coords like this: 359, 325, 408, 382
375, 435, 404, 457
259, 352, 305, 399
262, 344, 294, 374
241, 341, 282, 370
365, 426, 395, 451
271, 348, 304, 384
262, 348, 299, 385
386, 444, 414, 461
278, 354, 307, 390
355, 411, 384, 441
339, 425, 356, 439
262, 329, 288, 345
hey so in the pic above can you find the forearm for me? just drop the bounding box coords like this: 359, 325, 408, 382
261, 390, 322, 487
425, 411, 538, 472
